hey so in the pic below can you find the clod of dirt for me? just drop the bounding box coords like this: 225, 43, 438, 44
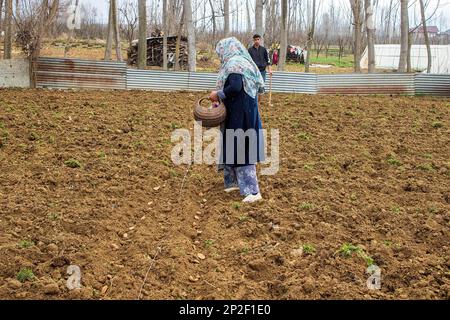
43, 282, 60, 295
7, 279, 22, 290
197, 253, 206, 260
290, 248, 304, 257
51, 256, 70, 268
47, 243, 59, 253
302, 277, 316, 293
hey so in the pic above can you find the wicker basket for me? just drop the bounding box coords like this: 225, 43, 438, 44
194, 98, 227, 128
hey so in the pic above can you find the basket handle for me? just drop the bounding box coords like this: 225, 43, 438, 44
198, 97, 211, 107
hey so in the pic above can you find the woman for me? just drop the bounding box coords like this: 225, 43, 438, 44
209, 37, 265, 203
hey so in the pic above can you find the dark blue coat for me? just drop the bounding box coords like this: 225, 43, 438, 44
218, 73, 265, 167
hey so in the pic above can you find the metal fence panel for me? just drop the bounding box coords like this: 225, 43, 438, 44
36, 57, 127, 90
22, 57, 450, 97
415, 74, 450, 97
270, 72, 317, 94
127, 69, 190, 90
126, 69, 317, 94
317, 73, 415, 95
0, 59, 30, 88
187, 72, 217, 91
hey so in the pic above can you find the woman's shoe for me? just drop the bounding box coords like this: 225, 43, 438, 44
225, 187, 240, 193
243, 193, 262, 203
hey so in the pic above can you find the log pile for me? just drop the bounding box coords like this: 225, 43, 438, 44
127, 35, 188, 69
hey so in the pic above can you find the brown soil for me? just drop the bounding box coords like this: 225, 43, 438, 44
0, 89, 449, 300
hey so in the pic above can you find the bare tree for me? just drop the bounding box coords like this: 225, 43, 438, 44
278, 0, 287, 71
3, 0, 12, 59
174, 3, 184, 71
112, 0, 122, 61
365, 0, 375, 73
64, 0, 80, 58
162, 0, 168, 70
0, 0, 4, 40
224, 0, 229, 36
185, 0, 196, 71
418, 0, 431, 73
119, 0, 138, 48
138, 0, 147, 69
350, 0, 363, 73
398, 0, 409, 72
14, 0, 59, 86
208, 0, 217, 43
105, 1, 113, 60
246, 0, 252, 33
255, 0, 263, 39
305, 0, 316, 73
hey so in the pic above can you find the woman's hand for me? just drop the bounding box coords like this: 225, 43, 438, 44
209, 91, 219, 102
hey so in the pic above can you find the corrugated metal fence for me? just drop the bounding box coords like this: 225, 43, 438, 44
127, 69, 317, 94
415, 74, 450, 96
36, 57, 127, 90
317, 73, 416, 95
32, 57, 449, 96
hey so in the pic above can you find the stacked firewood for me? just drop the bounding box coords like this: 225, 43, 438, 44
127, 36, 188, 68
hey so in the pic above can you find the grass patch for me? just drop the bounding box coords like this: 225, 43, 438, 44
238, 215, 249, 222
16, 268, 35, 283
48, 212, 60, 221
299, 202, 314, 210
431, 121, 443, 129
302, 244, 316, 255
418, 163, 434, 171
297, 132, 311, 141
19, 240, 35, 249
387, 155, 402, 166
392, 207, 401, 214
231, 202, 242, 210
205, 239, 215, 247
64, 158, 82, 168
338, 243, 374, 267
97, 151, 107, 159
338, 243, 361, 257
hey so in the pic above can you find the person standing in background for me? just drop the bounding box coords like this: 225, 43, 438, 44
248, 34, 272, 94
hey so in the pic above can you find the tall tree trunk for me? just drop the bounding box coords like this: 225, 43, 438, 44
64, 0, 79, 58
255, 0, 264, 41
365, 0, 375, 73
0, 0, 4, 38
105, 1, 113, 61
174, 5, 184, 71
246, 0, 252, 34
419, 0, 432, 73
3, 0, 12, 59
162, 0, 168, 70
278, 0, 287, 71
350, 0, 362, 73
208, 0, 216, 43
185, 0, 196, 72
407, 31, 412, 72
224, 0, 230, 37
385, 0, 393, 43
398, 0, 409, 72
30, 0, 50, 88
111, 0, 122, 61
305, 0, 316, 73
138, 0, 147, 69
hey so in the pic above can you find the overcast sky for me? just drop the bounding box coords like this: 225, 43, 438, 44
79, 0, 450, 31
